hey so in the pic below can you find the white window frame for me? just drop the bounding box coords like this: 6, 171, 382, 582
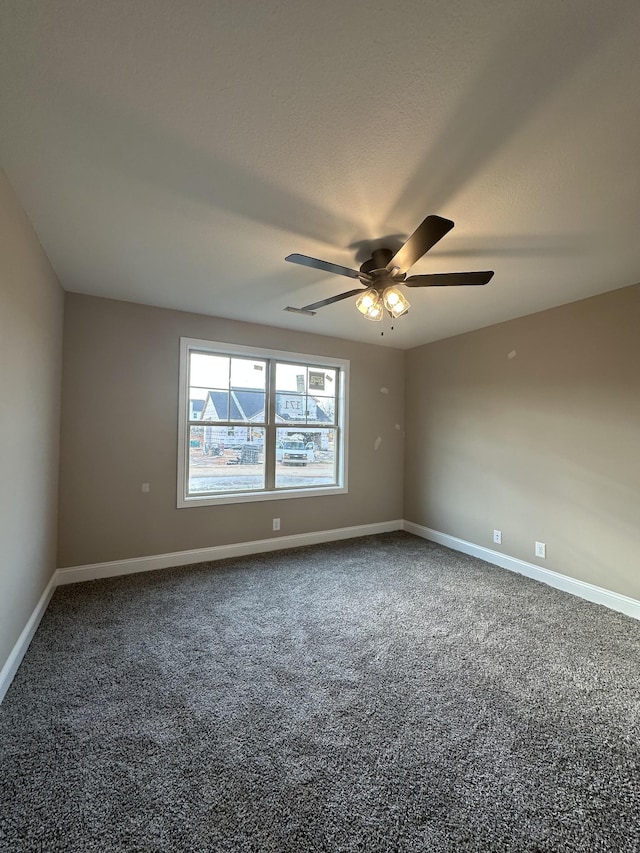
177, 338, 349, 507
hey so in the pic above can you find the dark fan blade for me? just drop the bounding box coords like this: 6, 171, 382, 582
404, 271, 494, 287
286, 253, 364, 280
386, 215, 454, 273
301, 288, 365, 312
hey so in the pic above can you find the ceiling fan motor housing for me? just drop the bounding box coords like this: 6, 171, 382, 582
359, 248, 404, 289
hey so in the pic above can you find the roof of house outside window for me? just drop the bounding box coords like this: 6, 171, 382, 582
198, 388, 332, 423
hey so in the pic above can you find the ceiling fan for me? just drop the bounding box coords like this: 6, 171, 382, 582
284, 214, 494, 321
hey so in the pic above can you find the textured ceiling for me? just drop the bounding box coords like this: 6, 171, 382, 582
2, 0, 640, 349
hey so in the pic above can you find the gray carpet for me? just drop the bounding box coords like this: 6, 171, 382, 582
1, 532, 639, 852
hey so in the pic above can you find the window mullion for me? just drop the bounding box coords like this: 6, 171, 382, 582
264, 358, 277, 490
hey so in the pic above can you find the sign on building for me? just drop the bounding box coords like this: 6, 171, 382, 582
309, 371, 325, 391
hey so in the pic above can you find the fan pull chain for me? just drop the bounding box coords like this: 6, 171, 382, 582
380, 312, 395, 337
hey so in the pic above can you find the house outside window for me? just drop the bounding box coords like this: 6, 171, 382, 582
178, 338, 349, 506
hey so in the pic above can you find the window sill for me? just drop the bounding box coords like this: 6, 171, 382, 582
178, 484, 347, 508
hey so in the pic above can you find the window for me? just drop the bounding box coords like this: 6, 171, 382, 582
178, 338, 349, 506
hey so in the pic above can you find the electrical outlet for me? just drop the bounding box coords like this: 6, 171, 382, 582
141, 483, 150, 493
535, 541, 546, 559
493, 529, 502, 545
272, 518, 280, 532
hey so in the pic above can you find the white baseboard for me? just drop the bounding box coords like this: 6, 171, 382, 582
0, 573, 57, 704
403, 520, 640, 621
55, 519, 404, 585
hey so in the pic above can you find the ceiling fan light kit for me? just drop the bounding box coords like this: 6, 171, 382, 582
355, 283, 409, 322
285, 214, 494, 324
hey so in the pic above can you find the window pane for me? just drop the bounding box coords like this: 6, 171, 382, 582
275, 391, 306, 423
188, 426, 265, 494
190, 353, 230, 389
193, 390, 229, 420
275, 428, 337, 489
188, 396, 206, 421
307, 394, 335, 423
275, 362, 307, 393
307, 368, 336, 394
230, 357, 266, 391
230, 389, 266, 423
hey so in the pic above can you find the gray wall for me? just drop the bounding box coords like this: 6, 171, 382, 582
0, 171, 64, 668
58, 294, 405, 567
404, 283, 640, 600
